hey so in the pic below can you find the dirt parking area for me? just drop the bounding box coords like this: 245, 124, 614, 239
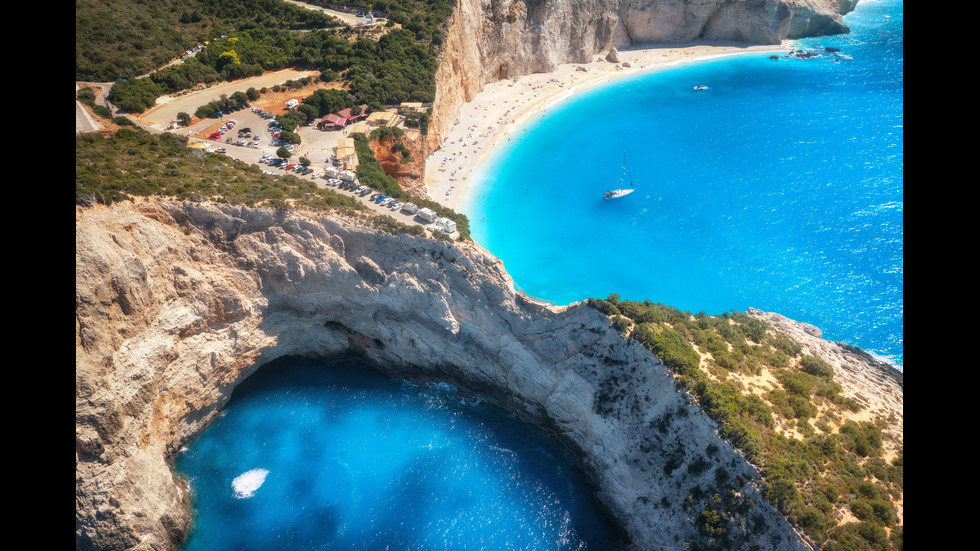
172, 75, 358, 168
137, 69, 318, 129
138, 70, 447, 234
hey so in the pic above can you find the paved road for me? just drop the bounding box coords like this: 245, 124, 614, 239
75, 82, 116, 133
76, 99, 99, 133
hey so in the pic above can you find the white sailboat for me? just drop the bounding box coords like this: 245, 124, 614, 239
604, 154, 635, 199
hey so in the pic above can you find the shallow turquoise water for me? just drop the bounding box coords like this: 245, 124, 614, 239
467, 0, 903, 367
174, 4, 901, 548
176, 358, 622, 550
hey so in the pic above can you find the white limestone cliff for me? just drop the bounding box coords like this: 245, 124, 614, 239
427, 0, 858, 147
77, 199, 822, 550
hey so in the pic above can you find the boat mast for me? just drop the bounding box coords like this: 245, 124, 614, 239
621, 154, 626, 189
623, 153, 633, 188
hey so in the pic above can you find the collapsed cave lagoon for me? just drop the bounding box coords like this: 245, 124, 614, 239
175, 357, 624, 550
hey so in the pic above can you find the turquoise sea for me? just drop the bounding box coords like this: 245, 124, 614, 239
175, 3, 901, 549
176, 359, 622, 550
467, 0, 903, 368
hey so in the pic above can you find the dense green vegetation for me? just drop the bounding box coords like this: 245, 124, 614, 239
76, 128, 366, 214
80, 0, 449, 114
588, 296, 903, 551
76, 0, 339, 82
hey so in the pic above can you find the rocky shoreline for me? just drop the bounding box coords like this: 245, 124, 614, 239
76, 199, 901, 550
427, 0, 859, 148
77, 2, 882, 548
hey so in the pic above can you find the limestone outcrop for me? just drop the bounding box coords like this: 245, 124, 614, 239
428, 0, 859, 147
77, 199, 821, 550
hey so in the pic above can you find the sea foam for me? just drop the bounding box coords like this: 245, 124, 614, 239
231, 468, 269, 499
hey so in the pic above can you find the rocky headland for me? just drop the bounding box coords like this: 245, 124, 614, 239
76, 199, 901, 550
77, 2, 888, 549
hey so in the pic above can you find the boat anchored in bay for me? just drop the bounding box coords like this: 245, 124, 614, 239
604, 154, 635, 200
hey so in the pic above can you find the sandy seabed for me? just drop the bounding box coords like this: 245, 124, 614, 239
423, 42, 788, 212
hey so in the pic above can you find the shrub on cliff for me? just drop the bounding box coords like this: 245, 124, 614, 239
631, 323, 700, 377
823, 521, 891, 551
586, 298, 619, 316
800, 355, 835, 379
585, 301, 903, 549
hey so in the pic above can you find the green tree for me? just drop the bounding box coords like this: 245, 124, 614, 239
276, 113, 301, 132
216, 50, 241, 71
77, 88, 96, 105
296, 103, 319, 123
278, 131, 301, 145
303, 89, 353, 117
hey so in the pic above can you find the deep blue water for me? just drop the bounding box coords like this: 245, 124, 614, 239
176, 358, 621, 550
467, 0, 903, 368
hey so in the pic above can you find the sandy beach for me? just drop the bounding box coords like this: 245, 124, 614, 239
423, 41, 788, 212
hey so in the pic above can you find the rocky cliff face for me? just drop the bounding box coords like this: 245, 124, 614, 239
428, 0, 858, 147
77, 199, 822, 550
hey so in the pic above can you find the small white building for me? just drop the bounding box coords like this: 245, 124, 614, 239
417, 207, 438, 223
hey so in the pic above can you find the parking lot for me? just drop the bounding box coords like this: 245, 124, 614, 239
144, 69, 452, 237
194, 105, 349, 171
192, 110, 455, 237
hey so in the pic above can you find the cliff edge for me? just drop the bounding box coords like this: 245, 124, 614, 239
77, 199, 821, 550
428, 0, 860, 147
